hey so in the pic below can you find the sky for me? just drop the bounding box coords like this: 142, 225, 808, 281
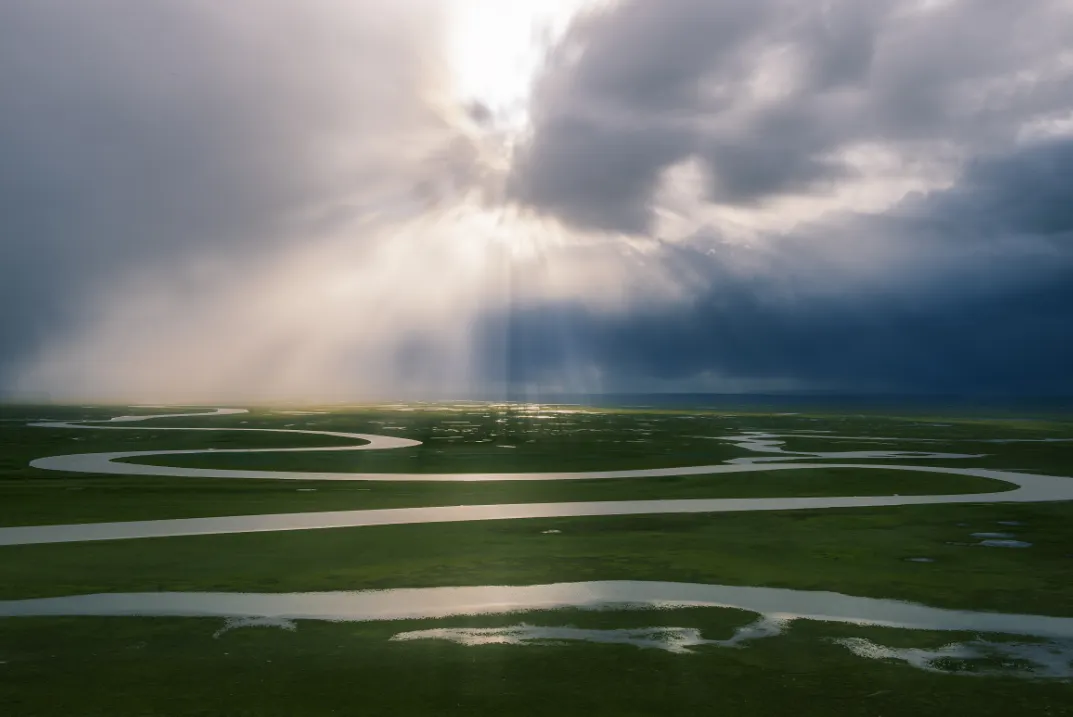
1, 0, 1072, 402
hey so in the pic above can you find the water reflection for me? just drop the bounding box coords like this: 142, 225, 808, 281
3, 581, 1072, 640
979, 540, 1033, 548
707, 431, 982, 465
391, 616, 784, 654
392, 622, 1073, 678
836, 636, 1073, 679
6, 581, 1072, 679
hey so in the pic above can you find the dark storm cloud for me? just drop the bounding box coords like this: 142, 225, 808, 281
488, 0, 1073, 394
904, 138, 1073, 237
0, 0, 453, 384
2, 0, 1072, 399
510, 0, 1073, 232
491, 137, 1073, 394
508, 0, 771, 232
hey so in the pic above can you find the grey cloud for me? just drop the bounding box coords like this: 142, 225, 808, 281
907, 138, 1073, 237
509, 0, 773, 232
0, 0, 460, 381
488, 137, 1073, 394
510, 0, 1073, 232
2, 0, 1071, 400
508, 116, 693, 232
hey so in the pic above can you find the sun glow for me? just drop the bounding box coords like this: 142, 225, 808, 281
14, 0, 678, 404
446, 0, 593, 131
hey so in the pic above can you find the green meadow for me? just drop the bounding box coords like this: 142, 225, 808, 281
1, 403, 1072, 716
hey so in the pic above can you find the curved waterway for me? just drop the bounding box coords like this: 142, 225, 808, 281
2, 580, 1071, 638
10, 409, 1073, 678
709, 431, 982, 464
4, 407, 1073, 546
4, 581, 1072, 678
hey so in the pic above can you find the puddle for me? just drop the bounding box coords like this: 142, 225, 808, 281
392, 625, 709, 653
905, 558, 936, 563
836, 636, 1073, 679
979, 540, 1032, 548
213, 616, 296, 638
391, 616, 785, 654
971, 532, 1015, 539
998, 521, 1026, 527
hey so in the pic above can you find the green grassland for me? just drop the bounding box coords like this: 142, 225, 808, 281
8, 404, 1063, 526
3, 501, 1072, 614
2, 403, 1073, 715
3, 611, 1072, 717
0, 470, 1009, 527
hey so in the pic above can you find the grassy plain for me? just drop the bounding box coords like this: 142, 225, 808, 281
3, 502, 1072, 614
3, 611, 1073, 717
1, 403, 1073, 715
3, 404, 1068, 526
